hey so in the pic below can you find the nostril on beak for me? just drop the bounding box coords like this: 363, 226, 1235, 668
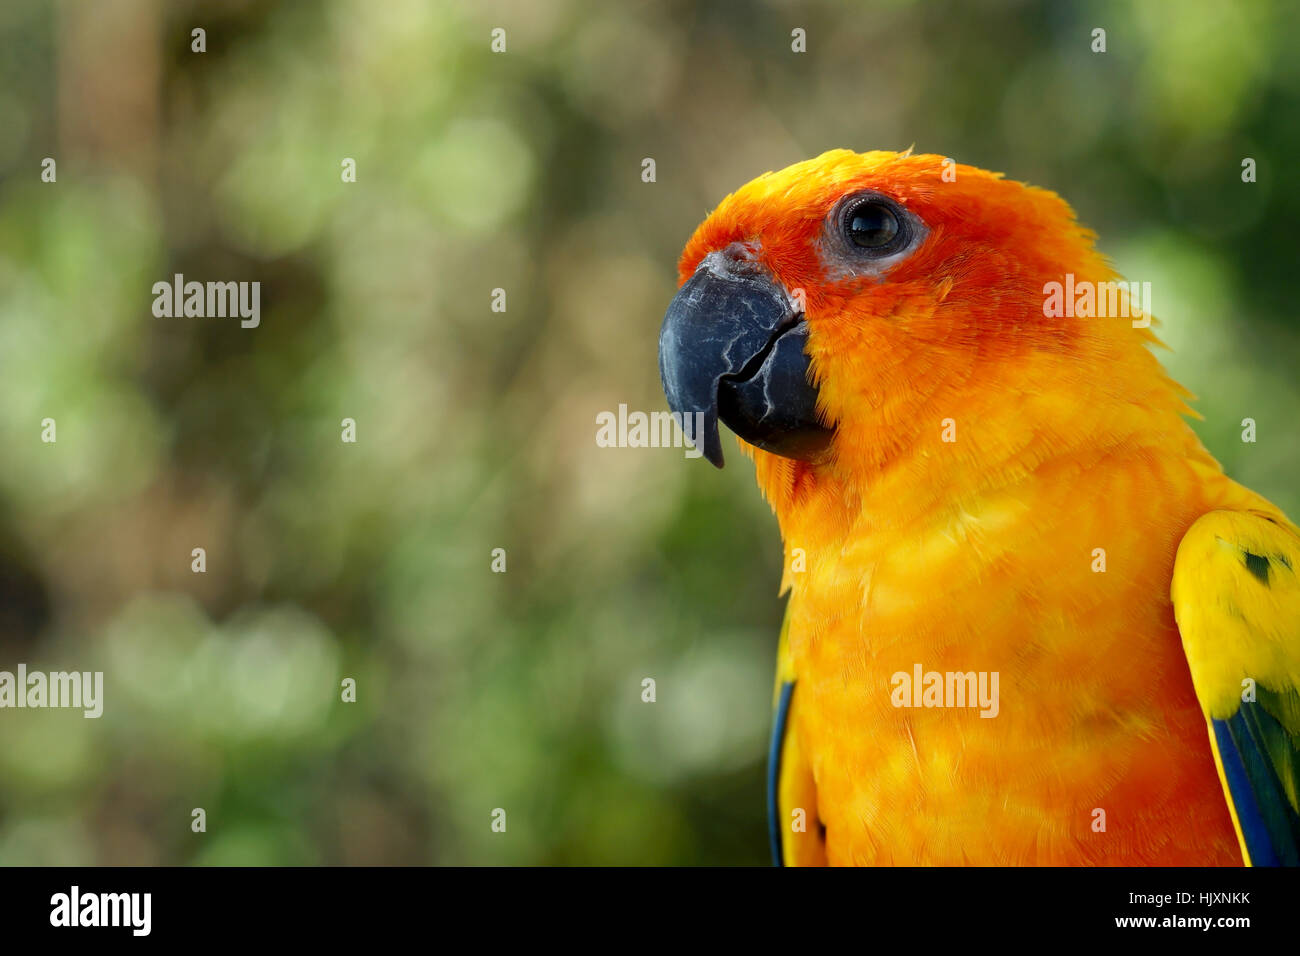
713, 241, 765, 277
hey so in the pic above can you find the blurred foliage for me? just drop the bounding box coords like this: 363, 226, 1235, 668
0, 0, 1296, 864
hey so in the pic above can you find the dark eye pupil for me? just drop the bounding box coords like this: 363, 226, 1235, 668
847, 202, 900, 249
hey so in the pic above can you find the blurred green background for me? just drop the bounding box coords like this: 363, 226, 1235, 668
0, 0, 1296, 865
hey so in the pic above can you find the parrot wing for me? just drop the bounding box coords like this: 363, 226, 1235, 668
1172, 508, 1300, 866
769, 601, 826, 866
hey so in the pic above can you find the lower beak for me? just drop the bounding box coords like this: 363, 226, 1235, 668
658, 254, 833, 468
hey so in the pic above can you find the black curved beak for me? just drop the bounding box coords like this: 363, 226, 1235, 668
658, 249, 834, 467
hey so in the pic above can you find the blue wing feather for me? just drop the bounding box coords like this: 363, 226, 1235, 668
1212, 702, 1300, 866
768, 680, 795, 867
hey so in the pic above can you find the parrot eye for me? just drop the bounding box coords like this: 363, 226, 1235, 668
842, 198, 908, 255
822, 191, 928, 277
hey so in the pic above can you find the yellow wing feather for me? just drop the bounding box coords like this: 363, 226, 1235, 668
1172, 508, 1300, 865
772, 602, 826, 866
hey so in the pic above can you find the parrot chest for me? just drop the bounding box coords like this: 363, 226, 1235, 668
783, 477, 1240, 865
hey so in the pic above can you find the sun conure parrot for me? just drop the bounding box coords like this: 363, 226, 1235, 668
657, 148, 1300, 866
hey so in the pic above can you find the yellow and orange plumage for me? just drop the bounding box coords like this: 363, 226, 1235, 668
667, 149, 1300, 865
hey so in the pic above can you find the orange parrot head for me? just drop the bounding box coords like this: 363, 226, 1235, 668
658, 149, 1176, 506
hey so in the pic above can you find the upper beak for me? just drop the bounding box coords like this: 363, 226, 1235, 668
657, 246, 833, 467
